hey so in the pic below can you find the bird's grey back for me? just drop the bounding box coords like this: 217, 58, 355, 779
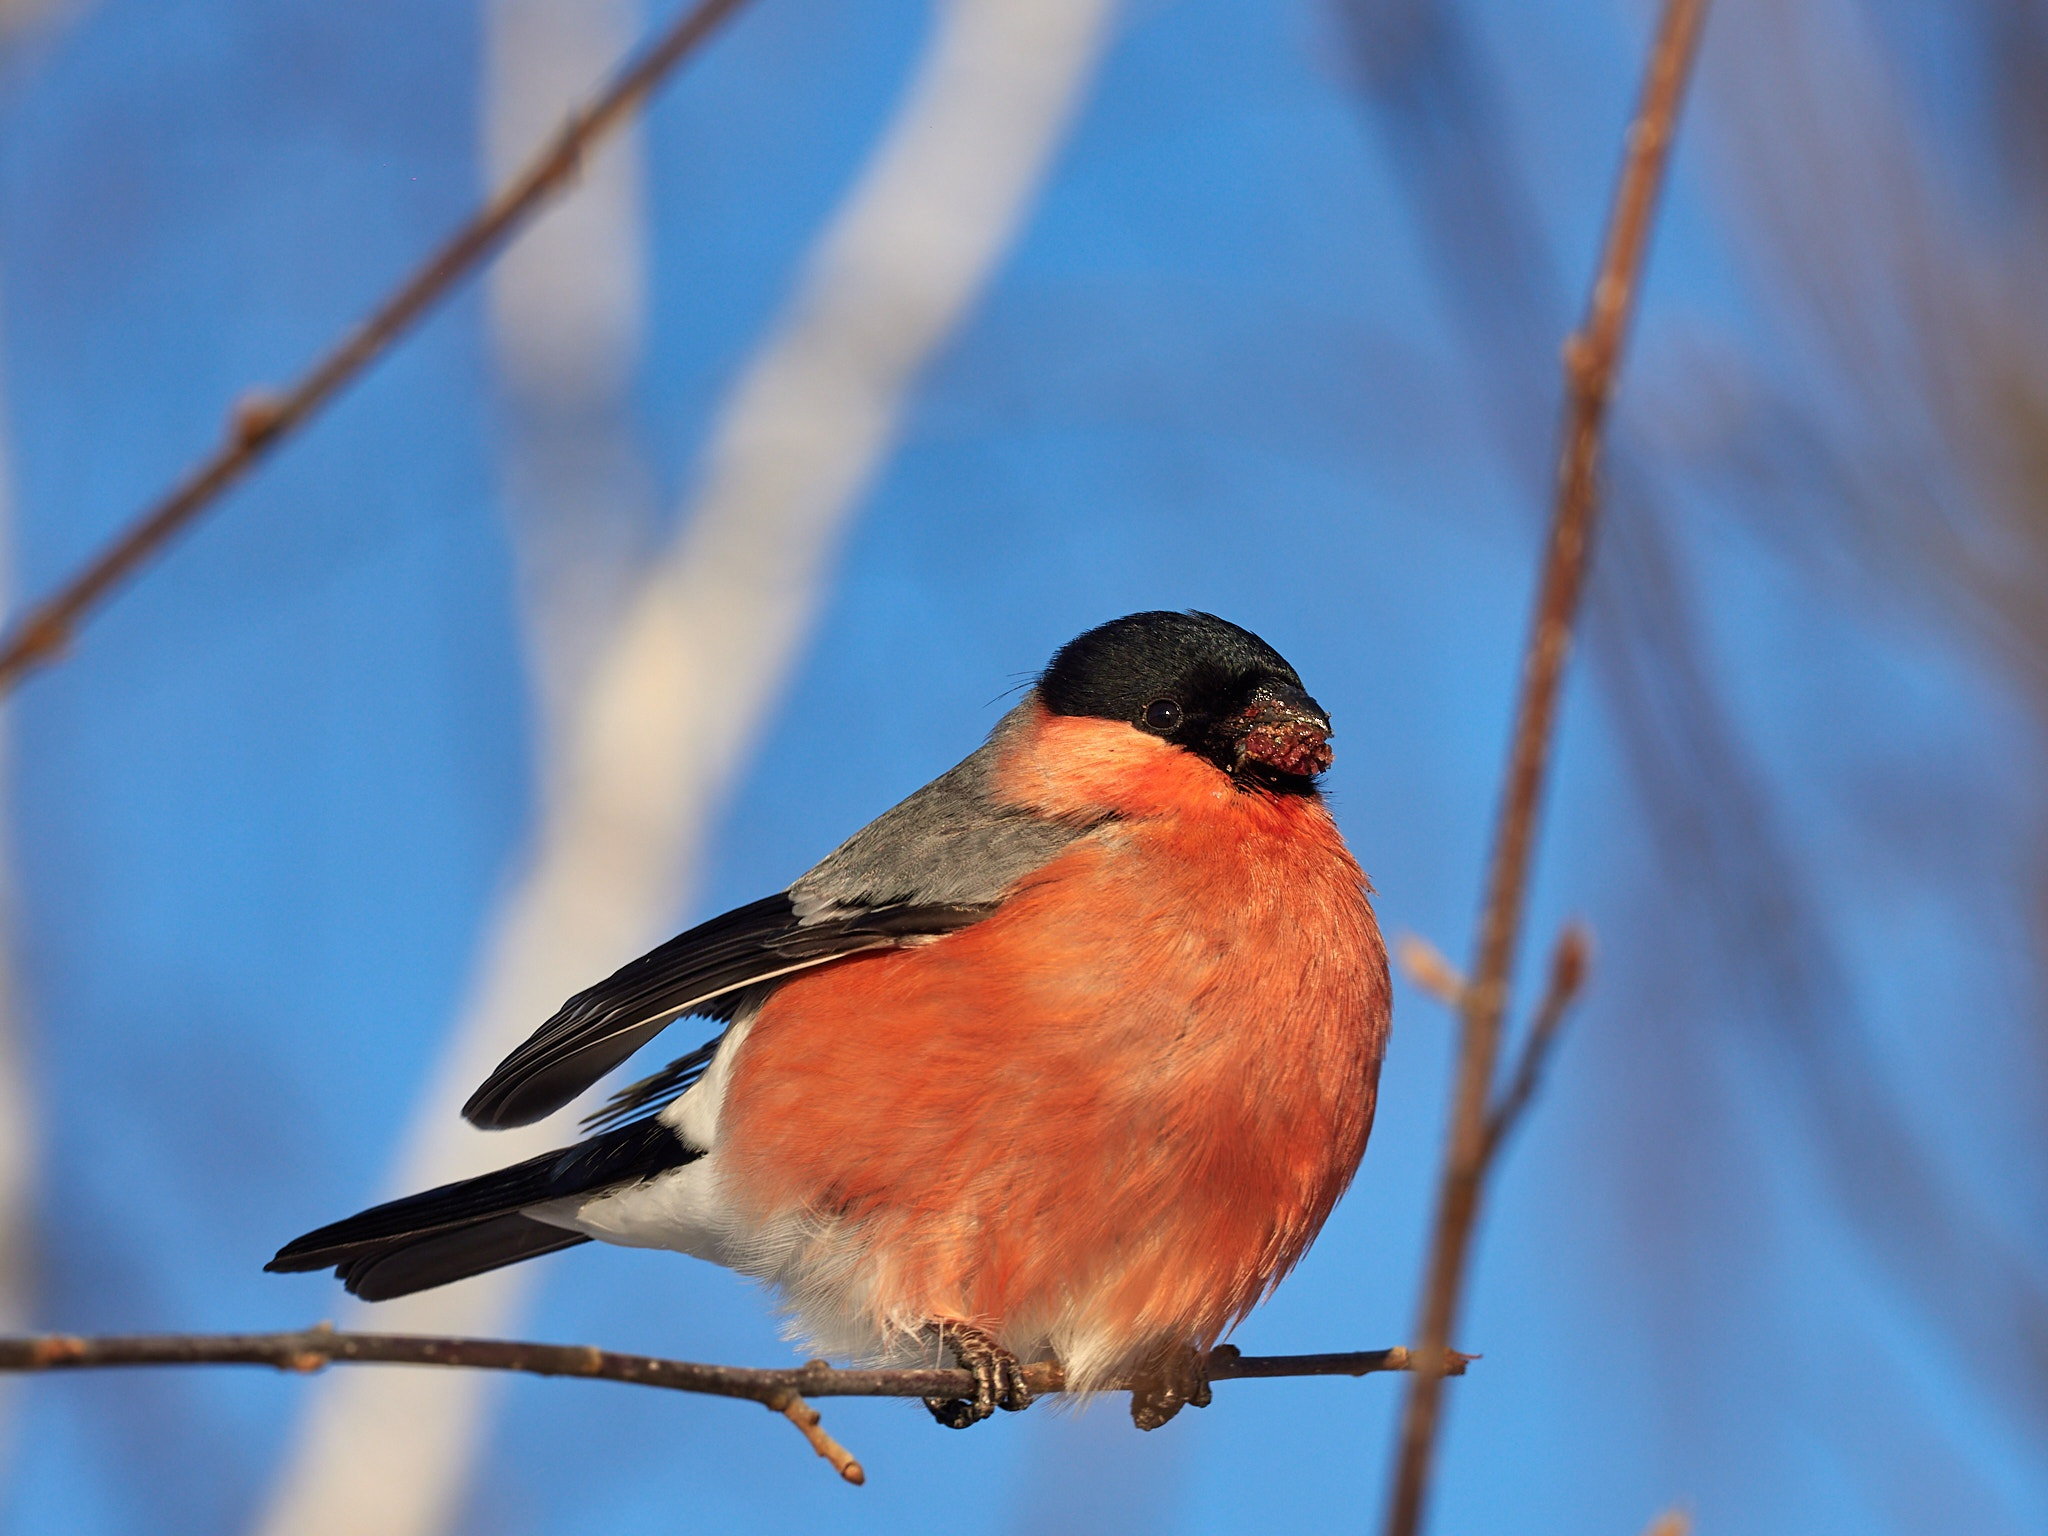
790, 699, 1100, 921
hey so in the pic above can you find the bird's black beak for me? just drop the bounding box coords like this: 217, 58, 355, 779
1225, 684, 1334, 779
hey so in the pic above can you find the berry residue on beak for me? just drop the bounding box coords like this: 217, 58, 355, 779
1232, 687, 1334, 779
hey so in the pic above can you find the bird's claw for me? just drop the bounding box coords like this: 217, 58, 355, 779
922, 1321, 1032, 1429
1128, 1343, 1214, 1431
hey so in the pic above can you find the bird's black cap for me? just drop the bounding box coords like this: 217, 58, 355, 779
1039, 611, 1330, 786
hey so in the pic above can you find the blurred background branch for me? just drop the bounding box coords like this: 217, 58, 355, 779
1341, 0, 2048, 1519
1383, 3, 1706, 1533
251, 2, 669, 1529
0, 0, 750, 695
0, 1, 55, 1486
0, 238, 32, 1489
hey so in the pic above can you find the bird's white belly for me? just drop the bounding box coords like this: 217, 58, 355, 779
533, 1155, 743, 1264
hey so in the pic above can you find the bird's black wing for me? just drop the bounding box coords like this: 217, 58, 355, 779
461, 893, 990, 1130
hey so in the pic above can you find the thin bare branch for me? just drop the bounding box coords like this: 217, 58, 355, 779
0, 0, 752, 694
0, 1328, 1462, 1397
1381, 1, 1710, 1533
1483, 921, 1592, 1160
0, 1328, 1467, 1486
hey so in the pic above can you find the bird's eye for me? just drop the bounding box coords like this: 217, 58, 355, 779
1142, 698, 1182, 732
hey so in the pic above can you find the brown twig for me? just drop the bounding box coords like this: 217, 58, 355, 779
1482, 921, 1592, 1162
1380, 3, 1710, 1535
0, 1328, 1466, 1487
1396, 932, 1468, 1009
767, 1391, 866, 1485
0, 0, 753, 694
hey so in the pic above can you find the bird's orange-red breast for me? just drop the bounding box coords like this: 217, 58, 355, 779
269, 611, 1391, 1427
721, 702, 1387, 1389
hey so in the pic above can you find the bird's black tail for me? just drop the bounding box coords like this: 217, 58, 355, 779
266, 1119, 699, 1301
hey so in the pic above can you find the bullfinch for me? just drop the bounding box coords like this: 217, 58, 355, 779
269, 611, 1391, 1429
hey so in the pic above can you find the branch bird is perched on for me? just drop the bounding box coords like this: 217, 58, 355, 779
270, 612, 1392, 1430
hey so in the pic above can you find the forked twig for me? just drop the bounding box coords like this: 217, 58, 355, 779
0, 0, 753, 693
1381, 2, 1711, 1534
0, 1329, 1469, 1487
1483, 921, 1592, 1161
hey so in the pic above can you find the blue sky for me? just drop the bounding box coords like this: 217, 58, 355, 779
1, 1, 2043, 1533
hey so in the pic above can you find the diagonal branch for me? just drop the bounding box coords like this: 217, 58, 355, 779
0, 0, 754, 694
1482, 921, 1592, 1162
1380, 2, 1710, 1534
0, 1328, 1470, 1488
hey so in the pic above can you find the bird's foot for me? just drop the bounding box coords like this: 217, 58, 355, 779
922, 1320, 1033, 1429
1128, 1342, 1214, 1431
